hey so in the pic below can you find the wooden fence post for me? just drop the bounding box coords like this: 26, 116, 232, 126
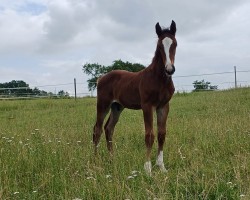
234, 66, 237, 88
74, 78, 77, 100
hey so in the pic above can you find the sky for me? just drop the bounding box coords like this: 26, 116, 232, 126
0, 0, 250, 96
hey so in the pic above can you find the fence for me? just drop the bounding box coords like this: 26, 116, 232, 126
0, 82, 90, 100
174, 67, 250, 92
0, 67, 249, 100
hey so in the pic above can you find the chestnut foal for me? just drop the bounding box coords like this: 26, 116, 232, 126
93, 20, 177, 175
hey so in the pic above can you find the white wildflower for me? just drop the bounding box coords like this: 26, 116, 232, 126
106, 175, 112, 179
130, 170, 140, 177
127, 176, 134, 179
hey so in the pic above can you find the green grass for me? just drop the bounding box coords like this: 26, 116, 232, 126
0, 88, 250, 199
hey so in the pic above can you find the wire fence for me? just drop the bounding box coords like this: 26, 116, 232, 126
0, 67, 249, 100
174, 68, 250, 92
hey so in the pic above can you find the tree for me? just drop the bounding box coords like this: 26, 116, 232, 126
33, 87, 41, 95
192, 80, 218, 92
82, 59, 145, 91
57, 90, 69, 98
82, 63, 107, 92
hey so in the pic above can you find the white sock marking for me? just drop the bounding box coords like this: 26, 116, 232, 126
156, 151, 163, 165
144, 161, 152, 176
156, 151, 167, 172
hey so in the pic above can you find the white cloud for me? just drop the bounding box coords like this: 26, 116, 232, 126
0, 9, 47, 54
0, 0, 250, 94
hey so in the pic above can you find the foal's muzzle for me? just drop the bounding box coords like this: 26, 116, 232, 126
165, 64, 175, 75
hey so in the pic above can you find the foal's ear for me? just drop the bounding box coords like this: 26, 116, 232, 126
155, 22, 162, 37
170, 20, 176, 36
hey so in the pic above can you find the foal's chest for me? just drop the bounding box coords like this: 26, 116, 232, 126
148, 81, 174, 107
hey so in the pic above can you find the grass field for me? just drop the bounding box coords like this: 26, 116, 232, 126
0, 88, 250, 199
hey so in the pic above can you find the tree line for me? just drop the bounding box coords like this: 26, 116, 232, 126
0, 80, 69, 97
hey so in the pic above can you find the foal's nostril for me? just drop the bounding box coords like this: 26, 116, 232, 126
165, 64, 175, 75
172, 65, 175, 72
168, 65, 175, 75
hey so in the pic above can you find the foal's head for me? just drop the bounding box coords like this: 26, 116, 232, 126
156, 20, 177, 76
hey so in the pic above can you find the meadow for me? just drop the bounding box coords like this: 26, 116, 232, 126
0, 88, 250, 199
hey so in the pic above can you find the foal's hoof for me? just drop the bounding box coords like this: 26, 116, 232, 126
159, 165, 168, 173
155, 159, 168, 173
144, 161, 152, 176
156, 162, 168, 173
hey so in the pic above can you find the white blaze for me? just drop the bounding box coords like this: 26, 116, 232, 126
162, 37, 173, 72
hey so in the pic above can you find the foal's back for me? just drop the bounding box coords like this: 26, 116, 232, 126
97, 70, 144, 109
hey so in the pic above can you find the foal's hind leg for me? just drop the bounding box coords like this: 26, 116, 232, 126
93, 101, 110, 154
104, 102, 124, 154
155, 103, 170, 172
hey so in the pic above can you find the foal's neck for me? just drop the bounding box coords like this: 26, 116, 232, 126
150, 46, 166, 75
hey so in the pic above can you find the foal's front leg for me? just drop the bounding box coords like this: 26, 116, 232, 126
155, 103, 170, 172
142, 104, 154, 176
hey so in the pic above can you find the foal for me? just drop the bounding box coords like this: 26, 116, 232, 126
93, 20, 177, 175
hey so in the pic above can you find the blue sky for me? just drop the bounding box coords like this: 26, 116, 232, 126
17, 2, 47, 15
0, 0, 250, 95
